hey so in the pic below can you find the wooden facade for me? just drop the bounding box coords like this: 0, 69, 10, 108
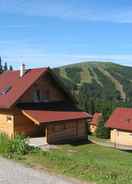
0, 68, 90, 144
18, 74, 66, 104
0, 111, 14, 138
46, 120, 87, 144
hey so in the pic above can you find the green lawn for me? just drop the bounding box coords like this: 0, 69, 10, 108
21, 143, 132, 184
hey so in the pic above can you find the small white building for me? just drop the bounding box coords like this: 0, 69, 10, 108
106, 108, 132, 148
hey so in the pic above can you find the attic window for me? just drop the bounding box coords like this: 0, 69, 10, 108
0, 85, 12, 96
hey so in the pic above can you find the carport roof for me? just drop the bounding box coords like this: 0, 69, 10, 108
22, 110, 91, 125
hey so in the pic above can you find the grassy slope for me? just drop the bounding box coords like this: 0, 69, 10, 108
57, 62, 132, 102
22, 144, 132, 184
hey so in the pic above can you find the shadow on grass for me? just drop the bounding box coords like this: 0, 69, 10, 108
70, 140, 92, 146
54, 139, 93, 147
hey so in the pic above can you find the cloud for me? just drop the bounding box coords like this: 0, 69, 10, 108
1, 49, 132, 68
0, 0, 132, 23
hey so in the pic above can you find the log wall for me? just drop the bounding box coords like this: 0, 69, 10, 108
14, 111, 44, 137
47, 119, 87, 144
18, 74, 66, 103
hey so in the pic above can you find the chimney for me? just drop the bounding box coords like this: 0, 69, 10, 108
20, 64, 26, 77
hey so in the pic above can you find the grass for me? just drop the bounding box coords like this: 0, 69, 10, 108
20, 143, 132, 184
1, 133, 132, 184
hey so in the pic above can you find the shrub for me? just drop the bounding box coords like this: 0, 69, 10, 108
7, 135, 30, 158
0, 133, 31, 159
0, 133, 10, 154
95, 119, 110, 139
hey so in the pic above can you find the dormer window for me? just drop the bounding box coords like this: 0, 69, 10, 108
0, 85, 12, 96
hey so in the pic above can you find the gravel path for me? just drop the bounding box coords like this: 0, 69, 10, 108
0, 157, 90, 184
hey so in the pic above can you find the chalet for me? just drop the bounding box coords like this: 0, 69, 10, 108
89, 113, 102, 133
0, 64, 91, 144
106, 108, 132, 147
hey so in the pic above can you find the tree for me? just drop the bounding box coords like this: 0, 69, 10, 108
4, 62, 8, 71
90, 99, 95, 114
95, 118, 110, 139
9, 65, 13, 71
0, 56, 3, 73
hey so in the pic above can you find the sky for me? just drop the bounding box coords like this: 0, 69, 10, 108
1, 0, 132, 69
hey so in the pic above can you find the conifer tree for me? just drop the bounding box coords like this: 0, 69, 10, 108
9, 65, 13, 71
95, 118, 110, 139
0, 56, 3, 73
4, 62, 8, 71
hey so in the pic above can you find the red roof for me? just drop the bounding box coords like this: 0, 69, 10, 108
0, 68, 48, 108
22, 110, 91, 124
106, 108, 132, 131
90, 112, 102, 125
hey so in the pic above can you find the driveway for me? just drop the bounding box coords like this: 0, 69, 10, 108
0, 157, 90, 184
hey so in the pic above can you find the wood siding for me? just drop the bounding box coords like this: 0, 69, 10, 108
0, 111, 14, 138
46, 120, 87, 144
14, 111, 44, 137
18, 74, 66, 103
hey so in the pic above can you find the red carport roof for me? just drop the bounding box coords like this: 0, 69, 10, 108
106, 108, 132, 131
22, 110, 91, 125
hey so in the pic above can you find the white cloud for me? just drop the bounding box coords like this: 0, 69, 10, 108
1, 49, 132, 69
0, 0, 132, 23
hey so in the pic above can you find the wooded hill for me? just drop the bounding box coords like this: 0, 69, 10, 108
55, 62, 132, 117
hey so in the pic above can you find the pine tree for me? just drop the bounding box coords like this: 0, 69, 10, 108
90, 99, 95, 115
9, 65, 13, 71
0, 56, 3, 73
4, 62, 8, 71
95, 118, 110, 139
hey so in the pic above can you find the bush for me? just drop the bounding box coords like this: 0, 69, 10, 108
0, 133, 10, 154
95, 119, 110, 139
7, 135, 30, 158
0, 133, 31, 159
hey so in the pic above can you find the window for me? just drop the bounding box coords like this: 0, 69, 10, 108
6, 116, 12, 122
42, 90, 50, 102
33, 89, 41, 102
36, 90, 41, 101
0, 85, 12, 96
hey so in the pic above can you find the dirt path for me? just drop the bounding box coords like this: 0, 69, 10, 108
0, 157, 91, 184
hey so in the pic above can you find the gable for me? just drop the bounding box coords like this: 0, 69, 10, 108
0, 68, 47, 108
18, 72, 68, 103
0, 67, 75, 109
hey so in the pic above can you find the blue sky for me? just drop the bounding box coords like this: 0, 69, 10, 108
1, 0, 132, 68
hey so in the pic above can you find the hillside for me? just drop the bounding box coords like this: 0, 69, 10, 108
55, 62, 132, 115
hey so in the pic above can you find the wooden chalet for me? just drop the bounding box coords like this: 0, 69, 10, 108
0, 65, 91, 144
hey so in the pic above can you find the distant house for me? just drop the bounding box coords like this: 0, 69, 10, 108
0, 65, 91, 144
89, 112, 102, 133
106, 108, 132, 147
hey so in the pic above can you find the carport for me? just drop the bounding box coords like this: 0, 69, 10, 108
22, 110, 91, 145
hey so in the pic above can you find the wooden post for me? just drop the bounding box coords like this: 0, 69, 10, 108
45, 127, 48, 144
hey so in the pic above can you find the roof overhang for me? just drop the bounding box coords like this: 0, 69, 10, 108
22, 110, 91, 125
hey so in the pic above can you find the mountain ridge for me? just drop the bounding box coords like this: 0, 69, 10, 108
55, 61, 132, 103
